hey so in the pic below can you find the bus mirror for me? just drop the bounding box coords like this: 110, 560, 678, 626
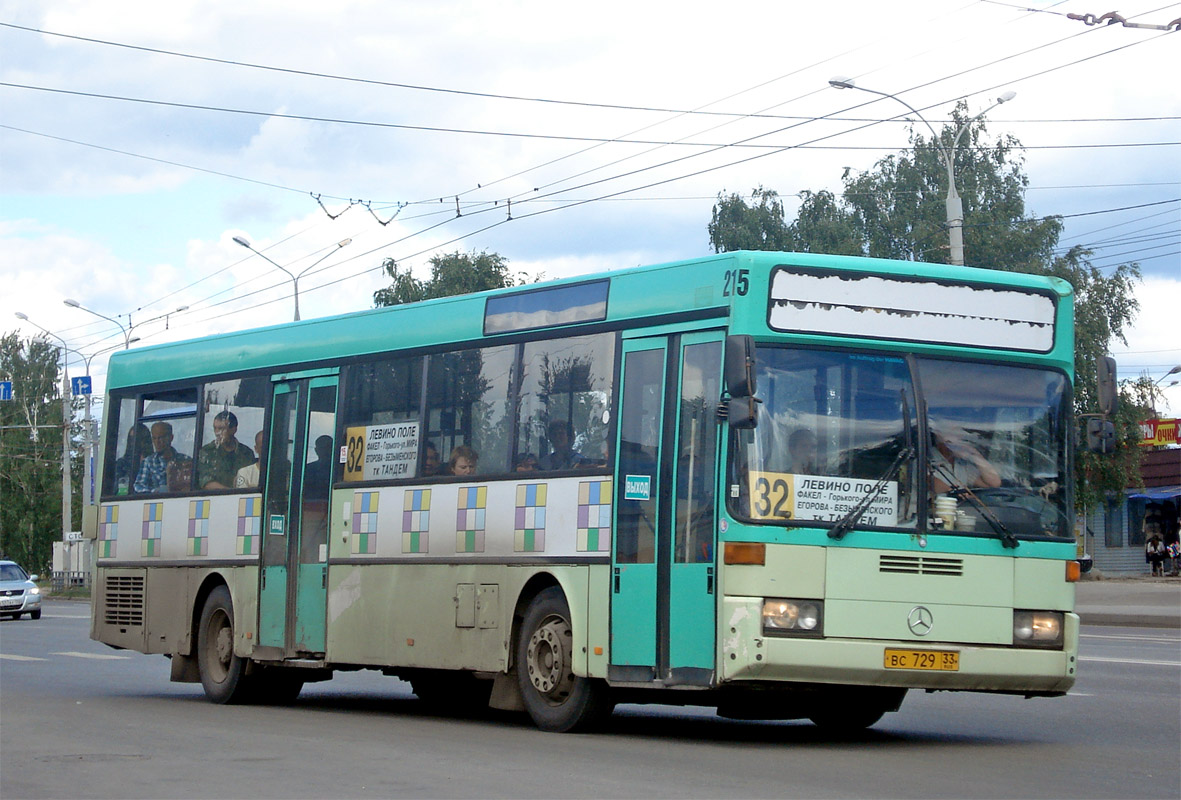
728, 395, 758, 430
725, 335, 757, 398
1097, 356, 1118, 416
1086, 418, 1116, 454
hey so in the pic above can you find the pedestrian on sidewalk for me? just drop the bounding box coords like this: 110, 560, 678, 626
1145, 525, 1166, 577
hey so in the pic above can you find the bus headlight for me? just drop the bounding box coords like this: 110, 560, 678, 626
762, 599, 823, 636
1013, 610, 1064, 648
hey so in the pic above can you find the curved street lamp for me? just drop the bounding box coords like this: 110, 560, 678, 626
233, 236, 352, 321
828, 77, 1015, 266
63, 299, 131, 349
1154, 365, 1181, 386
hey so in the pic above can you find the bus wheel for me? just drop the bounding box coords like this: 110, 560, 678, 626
516, 587, 612, 732
197, 585, 254, 704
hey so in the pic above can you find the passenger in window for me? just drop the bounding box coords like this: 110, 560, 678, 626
234, 430, 265, 489
447, 445, 478, 476
423, 441, 442, 477
134, 422, 193, 493
930, 428, 1001, 492
787, 428, 818, 474
540, 420, 589, 471
515, 452, 539, 472
303, 435, 335, 496
113, 423, 151, 495
198, 411, 256, 490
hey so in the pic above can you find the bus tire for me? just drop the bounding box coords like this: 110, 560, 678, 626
197, 585, 254, 704
516, 587, 612, 733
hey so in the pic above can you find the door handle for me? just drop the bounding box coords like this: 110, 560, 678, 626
706, 567, 714, 595
613, 567, 621, 593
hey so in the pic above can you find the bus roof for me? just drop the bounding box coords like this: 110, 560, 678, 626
105, 251, 1072, 391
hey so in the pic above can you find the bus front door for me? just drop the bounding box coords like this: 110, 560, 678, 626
259, 374, 338, 656
612, 332, 722, 685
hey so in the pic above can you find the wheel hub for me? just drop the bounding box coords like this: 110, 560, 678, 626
526, 614, 573, 704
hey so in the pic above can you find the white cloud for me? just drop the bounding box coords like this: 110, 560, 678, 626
1116, 274, 1181, 416
4, 0, 1177, 403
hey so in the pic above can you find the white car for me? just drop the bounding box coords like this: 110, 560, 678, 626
0, 560, 42, 620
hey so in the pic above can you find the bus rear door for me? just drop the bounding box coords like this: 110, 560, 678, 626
259, 373, 338, 657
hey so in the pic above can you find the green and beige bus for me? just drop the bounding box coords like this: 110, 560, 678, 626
89, 250, 1088, 732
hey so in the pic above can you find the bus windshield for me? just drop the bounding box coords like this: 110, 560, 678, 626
919, 358, 1070, 540
728, 348, 1070, 540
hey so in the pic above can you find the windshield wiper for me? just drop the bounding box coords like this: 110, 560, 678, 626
931, 463, 1019, 549
829, 447, 913, 541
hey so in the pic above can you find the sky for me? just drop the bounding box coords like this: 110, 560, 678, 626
2, 0, 1179, 415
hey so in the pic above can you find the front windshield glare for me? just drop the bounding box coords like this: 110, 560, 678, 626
919, 359, 1069, 539
728, 349, 918, 528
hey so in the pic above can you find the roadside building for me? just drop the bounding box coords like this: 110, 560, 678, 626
1086, 421, 1179, 575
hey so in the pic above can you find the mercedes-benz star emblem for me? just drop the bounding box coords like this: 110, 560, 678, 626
907, 605, 934, 636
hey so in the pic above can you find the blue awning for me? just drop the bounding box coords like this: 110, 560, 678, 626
1126, 485, 1181, 501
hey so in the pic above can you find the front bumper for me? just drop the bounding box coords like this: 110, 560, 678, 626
0, 592, 41, 615
720, 597, 1078, 694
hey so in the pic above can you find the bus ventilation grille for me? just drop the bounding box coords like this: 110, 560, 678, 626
879, 554, 963, 577
104, 575, 146, 626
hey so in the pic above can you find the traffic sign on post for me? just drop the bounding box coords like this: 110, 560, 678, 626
71, 376, 92, 396
0, 381, 12, 401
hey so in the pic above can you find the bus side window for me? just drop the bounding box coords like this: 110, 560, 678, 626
134, 388, 199, 494
425, 346, 514, 475
199, 377, 269, 491
106, 395, 148, 496
516, 333, 614, 472
339, 356, 423, 479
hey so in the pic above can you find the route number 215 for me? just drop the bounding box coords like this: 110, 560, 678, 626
723, 268, 749, 297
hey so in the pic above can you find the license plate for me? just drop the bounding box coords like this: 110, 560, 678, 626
0, 599, 20, 608
884, 648, 959, 671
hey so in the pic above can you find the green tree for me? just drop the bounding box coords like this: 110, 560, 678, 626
708, 186, 793, 253
374, 249, 530, 307
788, 190, 864, 256
0, 332, 69, 574
706, 104, 1142, 504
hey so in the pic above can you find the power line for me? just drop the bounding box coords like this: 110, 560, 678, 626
0, 123, 312, 197
9, 7, 1174, 331
9, 18, 1177, 126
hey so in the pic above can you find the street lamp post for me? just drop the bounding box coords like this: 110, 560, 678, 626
233, 236, 352, 321
828, 77, 1015, 266
14, 312, 76, 543
63, 299, 131, 349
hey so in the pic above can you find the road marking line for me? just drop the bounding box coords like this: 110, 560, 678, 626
1080, 655, 1180, 667
1082, 633, 1180, 643
47, 614, 92, 619
51, 651, 131, 660
0, 654, 48, 662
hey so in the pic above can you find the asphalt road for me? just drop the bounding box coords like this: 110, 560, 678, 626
2, 600, 1178, 800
